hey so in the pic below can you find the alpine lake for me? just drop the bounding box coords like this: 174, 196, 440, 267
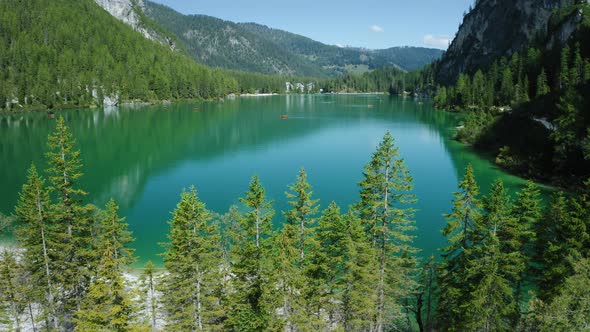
0, 94, 550, 267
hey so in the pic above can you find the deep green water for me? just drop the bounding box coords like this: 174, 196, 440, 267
0, 95, 545, 266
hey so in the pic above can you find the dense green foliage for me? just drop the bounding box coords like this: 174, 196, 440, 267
431, 3, 590, 187
144, 1, 443, 78
320, 65, 436, 95
0, 0, 245, 111
436, 166, 590, 332
1, 119, 589, 331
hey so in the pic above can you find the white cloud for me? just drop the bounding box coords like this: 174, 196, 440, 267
369, 25, 384, 33
423, 34, 451, 49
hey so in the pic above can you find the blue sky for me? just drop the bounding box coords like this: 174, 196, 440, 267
149, 0, 474, 50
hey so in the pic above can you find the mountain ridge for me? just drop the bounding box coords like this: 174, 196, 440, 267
142, 1, 443, 77
437, 0, 578, 83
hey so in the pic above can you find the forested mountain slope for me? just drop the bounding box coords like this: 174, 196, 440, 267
437, 0, 578, 83
0, 0, 238, 111
433, 0, 590, 187
144, 1, 443, 77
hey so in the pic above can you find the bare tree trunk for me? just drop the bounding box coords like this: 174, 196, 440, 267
255, 208, 260, 248
28, 301, 36, 332
196, 272, 203, 331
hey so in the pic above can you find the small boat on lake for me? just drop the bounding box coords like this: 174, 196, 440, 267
47, 111, 55, 119
280, 115, 289, 119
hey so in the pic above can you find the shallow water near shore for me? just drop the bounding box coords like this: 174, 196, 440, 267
0, 95, 548, 266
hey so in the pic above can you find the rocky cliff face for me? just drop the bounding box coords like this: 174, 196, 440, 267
94, 0, 175, 49
437, 0, 577, 83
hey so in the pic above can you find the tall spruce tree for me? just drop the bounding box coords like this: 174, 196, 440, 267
306, 202, 347, 329
559, 46, 570, 90
45, 116, 95, 319
357, 131, 417, 331
138, 261, 159, 332
536, 68, 550, 97
283, 168, 319, 265
340, 210, 378, 331
460, 233, 514, 331
226, 176, 274, 330
412, 256, 436, 332
0, 249, 29, 332
537, 256, 590, 331
14, 164, 58, 328
534, 192, 589, 301
437, 164, 481, 330
266, 228, 308, 331
270, 169, 320, 330
96, 199, 135, 268
74, 242, 136, 332
506, 181, 543, 327
161, 187, 222, 331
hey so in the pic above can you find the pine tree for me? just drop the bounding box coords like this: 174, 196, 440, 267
500, 67, 514, 105
340, 210, 378, 331
357, 131, 417, 331
306, 202, 347, 328
74, 242, 135, 332
0, 250, 29, 332
509, 181, 542, 325
536, 68, 550, 97
226, 176, 274, 330
584, 59, 590, 83
412, 256, 436, 332
522, 74, 530, 103
283, 168, 319, 265
461, 233, 514, 331
161, 187, 222, 331
570, 44, 583, 86
534, 192, 589, 301
138, 261, 159, 331
559, 46, 570, 90
537, 256, 590, 331
45, 116, 95, 318
96, 199, 135, 267
437, 164, 481, 330
14, 164, 58, 328
266, 229, 308, 331
472, 70, 486, 107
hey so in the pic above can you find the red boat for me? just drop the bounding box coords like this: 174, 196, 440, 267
280, 115, 289, 119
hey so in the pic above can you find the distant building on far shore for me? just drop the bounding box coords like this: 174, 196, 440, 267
286, 82, 315, 93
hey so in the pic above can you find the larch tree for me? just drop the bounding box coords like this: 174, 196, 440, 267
412, 256, 436, 332
340, 210, 378, 331
357, 131, 417, 332
226, 176, 274, 331
536, 68, 550, 97
138, 261, 159, 332
15, 164, 58, 328
460, 233, 514, 332
161, 187, 223, 331
96, 199, 135, 268
74, 242, 136, 332
266, 228, 306, 331
306, 202, 348, 329
283, 168, 319, 266
437, 164, 481, 331
500, 181, 540, 327
537, 256, 590, 331
271, 169, 320, 330
534, 192, 589, 301
0, 249, 29, 332
45, 116, 95, 318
